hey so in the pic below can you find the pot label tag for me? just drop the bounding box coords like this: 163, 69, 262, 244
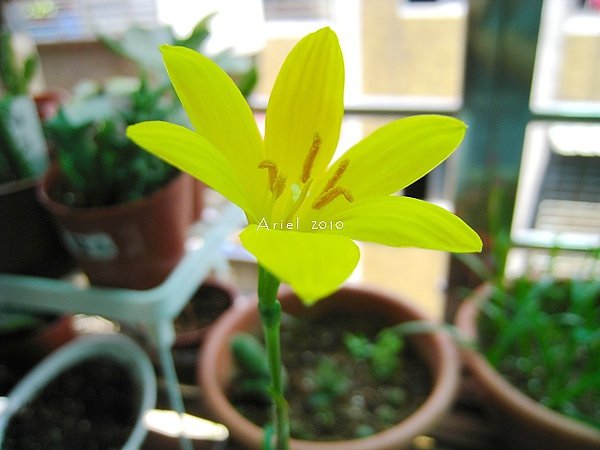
62, 231, 118, 260
0, 96, 49, 178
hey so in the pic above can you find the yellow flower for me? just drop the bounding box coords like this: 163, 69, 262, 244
127, 27, 481, 303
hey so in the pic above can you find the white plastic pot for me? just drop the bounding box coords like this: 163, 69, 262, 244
0, 334, 156, 449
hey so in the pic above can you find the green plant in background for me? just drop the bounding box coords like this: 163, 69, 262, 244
454, 180, 600, 430
43, 15, 258, 207
345, 328, 404, 381
306, 357, 350, 411
44, 76, 179, 207
230, 333, 272, 403
0, 27, 47, 183
99, 16, 257, 99
479, 272, 600, 429
127, 27, 482, 449
454, 174, 600, 429
0, 97, 38, 182
0, 29, 37, 95
0, 312, 45, 334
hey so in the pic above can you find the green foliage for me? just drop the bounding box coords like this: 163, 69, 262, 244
453, 176, 600, 429
0, 312, 45, 334
44, 76, 178, 207
98, 15, 257, 98
232, 333, 270, 379
345, 328, 404, 381
0, 102, 33, 182
0, 29, 38, 95
98, 16, 212, 77
306, 357, 350, 410
0, 30, 45, 183
42, 16, 258, 207
479, 276, 600, 429
230, 333, 272, 402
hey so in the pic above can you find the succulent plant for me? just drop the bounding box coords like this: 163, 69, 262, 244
44, 76, 179, 207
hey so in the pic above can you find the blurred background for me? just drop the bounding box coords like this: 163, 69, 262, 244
1, 1, 599, 449
1, 0, 599, 314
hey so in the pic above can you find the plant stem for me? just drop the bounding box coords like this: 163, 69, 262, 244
257, 265, 289, 450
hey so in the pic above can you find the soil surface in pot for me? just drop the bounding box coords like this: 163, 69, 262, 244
3, 357, 139, 450
229, 311, 432, 441
171, 284, 234, 384
175, 284, 233, 336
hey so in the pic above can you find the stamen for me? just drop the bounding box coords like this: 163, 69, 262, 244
258, 160, 279, 192
312, 187, 353, 209
259, 160, 287, 199
302, 133, 321, 183
272, 174, 287, 200
322, 159, 349, 193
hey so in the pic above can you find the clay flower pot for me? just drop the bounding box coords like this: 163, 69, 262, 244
174, 279, 240, 348
199, 285, 460, 450
37, 166, 194, 289
162, 279, 241, 385
455, 284, 600, 450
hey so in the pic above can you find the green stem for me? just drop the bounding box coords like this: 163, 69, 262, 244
257, 265, 289, 450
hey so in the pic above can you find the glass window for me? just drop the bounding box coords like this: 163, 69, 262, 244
530, 0, 600, 115
8, 0, 157, 43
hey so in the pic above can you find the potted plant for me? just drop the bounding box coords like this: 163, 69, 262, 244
36, 16, 259, 289
0, 25, 72, 276
200, 286, 460, 449
98, 17, 258, 222
36, 76, 194, 289
455, 269, 600, 449
0, 334, 156, 449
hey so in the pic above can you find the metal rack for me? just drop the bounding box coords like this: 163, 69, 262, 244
0, 202, 246, 449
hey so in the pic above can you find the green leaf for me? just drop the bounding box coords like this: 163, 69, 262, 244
174, 14, 214, 49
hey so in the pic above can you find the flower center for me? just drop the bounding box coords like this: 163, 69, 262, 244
258, 134, 354, 217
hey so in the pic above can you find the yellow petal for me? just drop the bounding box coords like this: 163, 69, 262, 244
127, 121, 253, 215
325, 196, 482, 253
160, 45, 267, 212
240, 226, 359, 304
313, 115, 466, 207
264, 27, 344, 185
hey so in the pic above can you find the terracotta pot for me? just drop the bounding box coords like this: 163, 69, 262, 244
37, 167, 193, 289
160, 279, 240, 386
33, 89, 69, 122
191, 179, 206, 223
0, 177, 72, 277
455, 284, 600, 450
174, 279, 240, 348
199, 285, 460, 450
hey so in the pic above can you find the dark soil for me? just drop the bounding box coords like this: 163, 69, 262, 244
3, 357, 139, 450
174, 284, 233, 336
170, 284, 233, 384
229, 311, 432, 441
